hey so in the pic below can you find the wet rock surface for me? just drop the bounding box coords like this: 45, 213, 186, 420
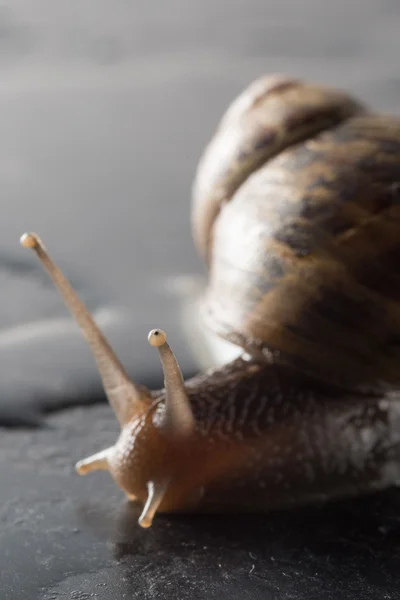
1, 0, 400, 598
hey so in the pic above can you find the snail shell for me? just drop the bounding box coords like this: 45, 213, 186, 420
193, 75, 400, 389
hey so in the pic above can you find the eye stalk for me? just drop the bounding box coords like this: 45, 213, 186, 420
148, 328, 195, 437
20, 232, 148, 425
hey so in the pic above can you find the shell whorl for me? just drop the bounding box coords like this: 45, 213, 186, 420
193, 75, 400, 389
192, 75, 366, 262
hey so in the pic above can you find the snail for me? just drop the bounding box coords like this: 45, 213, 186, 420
20, 74, 400, 529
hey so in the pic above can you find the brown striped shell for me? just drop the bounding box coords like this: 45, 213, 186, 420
192, 75, 400, 389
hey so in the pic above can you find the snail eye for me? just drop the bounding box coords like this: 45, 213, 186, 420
20, 232, 39, 249
148, 329, 167, 347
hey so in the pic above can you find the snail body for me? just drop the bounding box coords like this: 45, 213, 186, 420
20, 75, 400, 528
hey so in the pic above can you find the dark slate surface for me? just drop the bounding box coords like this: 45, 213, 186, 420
2, 407, 400, 600
1, 0, 400, 598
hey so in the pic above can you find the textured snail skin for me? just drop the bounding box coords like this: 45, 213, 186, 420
110, 358, 400, 515
20, 75, 400, 527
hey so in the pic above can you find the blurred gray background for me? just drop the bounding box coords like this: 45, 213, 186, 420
0, 0, 399, 422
